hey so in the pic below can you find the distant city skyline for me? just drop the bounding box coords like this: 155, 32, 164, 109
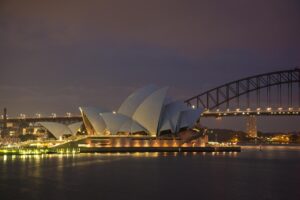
1, 0, 299, 132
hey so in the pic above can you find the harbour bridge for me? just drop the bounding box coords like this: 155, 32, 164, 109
185, 68, 300, 118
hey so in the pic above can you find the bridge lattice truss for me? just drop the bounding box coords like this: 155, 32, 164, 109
185, 68, 300, 116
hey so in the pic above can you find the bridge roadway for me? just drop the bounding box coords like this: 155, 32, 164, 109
0, 116, 82, 123
2, 108, 300, 123
201, 108, 300, 117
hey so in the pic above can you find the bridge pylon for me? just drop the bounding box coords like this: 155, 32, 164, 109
246, 115, 257, 138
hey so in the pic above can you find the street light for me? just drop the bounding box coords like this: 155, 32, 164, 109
19, 113, 26, 119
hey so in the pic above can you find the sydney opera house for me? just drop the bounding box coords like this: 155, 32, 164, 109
38, 85, 206, 148
79, 85, 201, 137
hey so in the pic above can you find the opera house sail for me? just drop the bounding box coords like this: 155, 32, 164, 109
38, 122, 83, 140
79, 85, 201, 137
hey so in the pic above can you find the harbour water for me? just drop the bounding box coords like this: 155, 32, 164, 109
0, 146, 300, 200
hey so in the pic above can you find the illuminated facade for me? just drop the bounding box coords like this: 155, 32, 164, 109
80, 85, 201, 137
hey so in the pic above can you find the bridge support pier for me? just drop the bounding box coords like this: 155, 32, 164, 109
246, 115, 257, 138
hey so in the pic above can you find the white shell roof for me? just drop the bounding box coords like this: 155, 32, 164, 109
68, 122, 83, 134
158, 101, 189, 133
176, 108, 201, 132
100, 113, 148, 134
118, 85, 159, 117
118, 119, 148, 133
132, 87, 168, 136
38, 122, 74, 139
79, 107, 108, 135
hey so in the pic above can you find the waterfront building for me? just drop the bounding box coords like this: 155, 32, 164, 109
79, 85, 201, 137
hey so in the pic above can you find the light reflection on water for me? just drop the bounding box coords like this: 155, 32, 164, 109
242, 144, 300, 151
2, 147, 299, 164
0, 148, 300, 200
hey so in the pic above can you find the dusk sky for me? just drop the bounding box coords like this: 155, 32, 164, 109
1, 0, 300, 132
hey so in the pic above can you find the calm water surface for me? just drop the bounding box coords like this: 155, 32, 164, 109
0, 147, 300, 200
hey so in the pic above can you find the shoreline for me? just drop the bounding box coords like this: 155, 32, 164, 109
0, 146, 241, 155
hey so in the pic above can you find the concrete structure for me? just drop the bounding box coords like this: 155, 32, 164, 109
246, 115, 257, 138
80, 85, 201, 137
37, 122, 83, 139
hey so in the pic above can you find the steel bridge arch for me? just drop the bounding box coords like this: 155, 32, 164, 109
185, 68, 300, 110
